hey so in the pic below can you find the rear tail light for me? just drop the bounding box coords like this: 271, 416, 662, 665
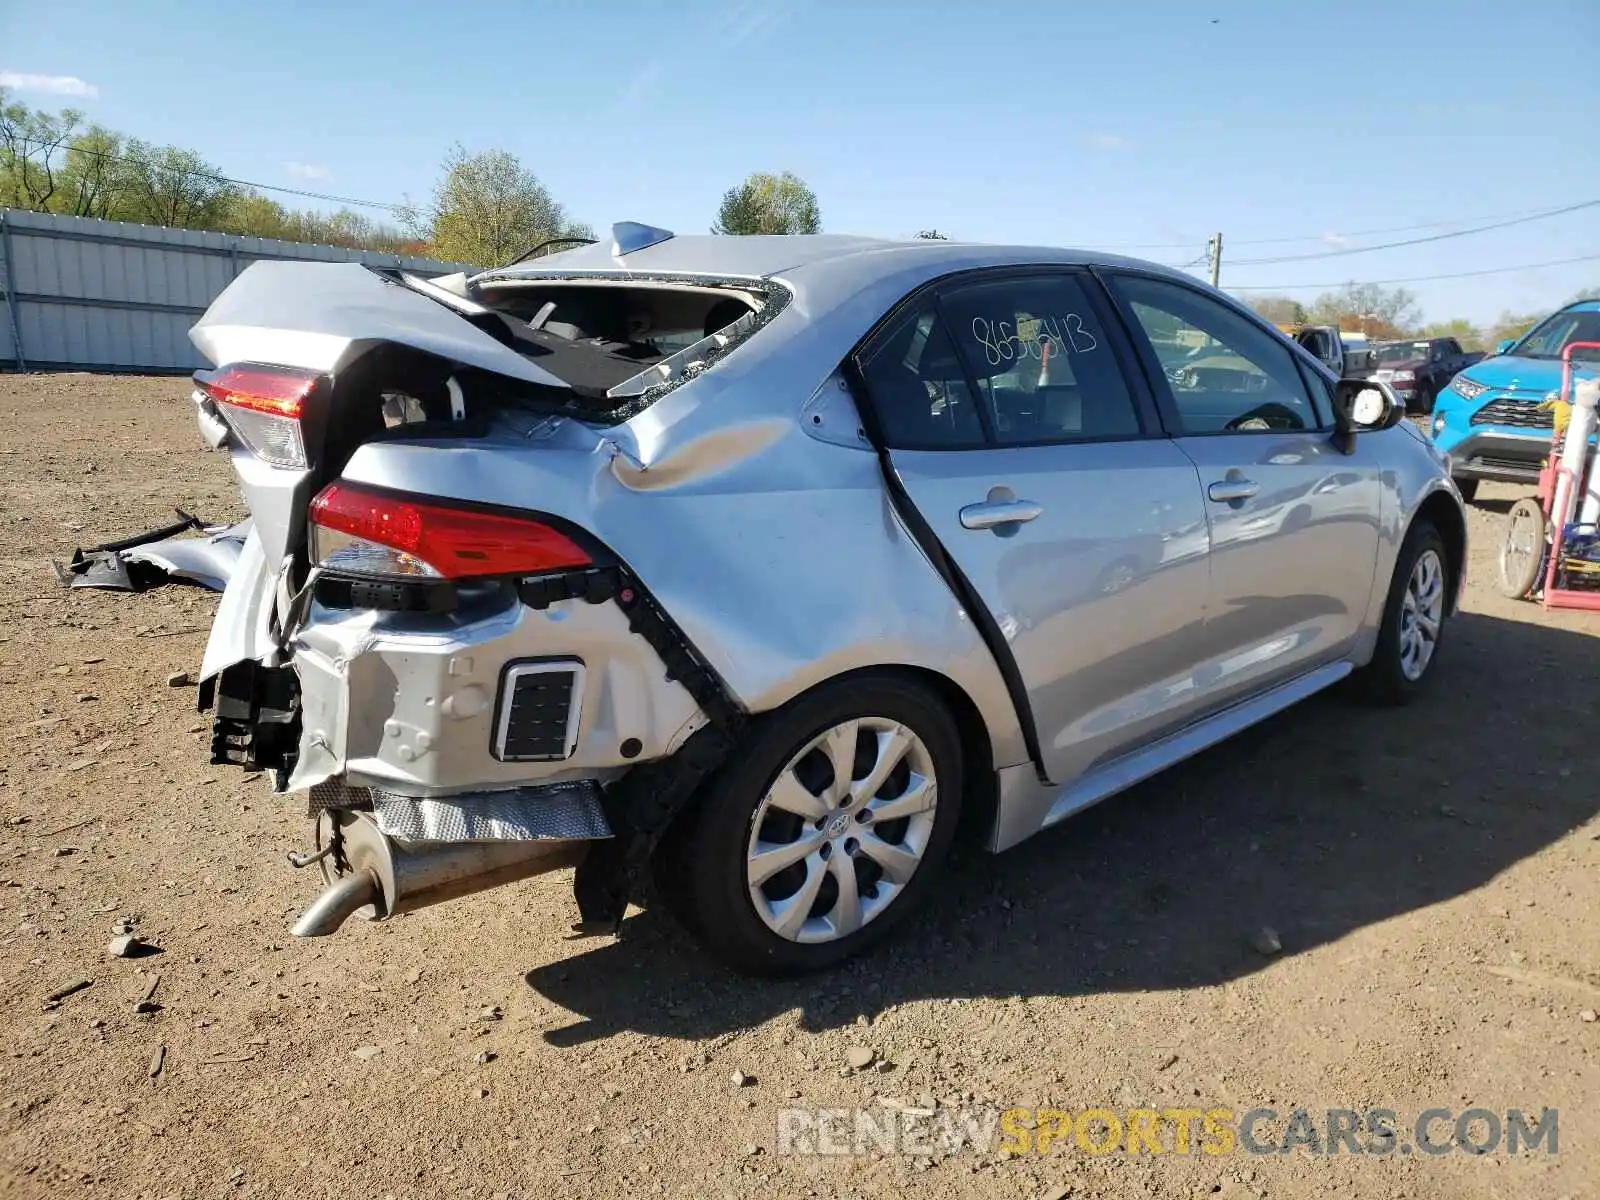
195, 364, 324, 469
308, 482, 591, 581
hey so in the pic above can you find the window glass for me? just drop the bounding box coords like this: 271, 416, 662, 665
937, 274, 1142, 444
1113, 275, 1320, 433
856, 306, 985, 448
1511, 309, 1600, 362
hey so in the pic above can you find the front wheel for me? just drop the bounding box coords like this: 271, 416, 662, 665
1352, 522, 1451, 705
1455, 479, 1479, 504
655, 674, 962, 976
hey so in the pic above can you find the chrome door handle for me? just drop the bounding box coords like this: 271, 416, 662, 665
1207, 479, 1260, 503
959, 499, 1044, 530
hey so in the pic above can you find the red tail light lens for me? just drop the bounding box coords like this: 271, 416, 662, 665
309, 483, 591, 581
196, 363, 324, 469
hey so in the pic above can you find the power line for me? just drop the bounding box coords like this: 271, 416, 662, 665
1224, 199, 1600, 267
1226, 251, 1600, 292
1100, 200, 1600, 250
59, 142, 405, 212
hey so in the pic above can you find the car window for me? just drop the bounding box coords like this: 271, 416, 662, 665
1111, 275, 1321, 434
855, 305, 986, 449
936, 274, 1142, 444
1511, 309, 1600, 362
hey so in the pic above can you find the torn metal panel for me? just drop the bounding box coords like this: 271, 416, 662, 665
189, 260, 571, 388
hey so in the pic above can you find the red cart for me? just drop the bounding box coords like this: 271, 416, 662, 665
1497, 341, 1600, 609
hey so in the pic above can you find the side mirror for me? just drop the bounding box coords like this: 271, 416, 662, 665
1332, 377, 1405, 451
1494, 339, 1517, 356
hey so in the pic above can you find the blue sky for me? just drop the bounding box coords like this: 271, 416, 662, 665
4, 0, 1598, 324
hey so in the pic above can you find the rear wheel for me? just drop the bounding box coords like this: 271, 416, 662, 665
1497, 497, 1547, 599
656, 674, 962, 976
1353, 522, 1450, 705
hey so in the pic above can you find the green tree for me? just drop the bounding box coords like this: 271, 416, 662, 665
712, 171, 821, 235
1243, 294, 1307, 326
0, 89, 84, 211
115, 140, 239, 228
1483, 310, 1545, 350
1306, 282, 1421, 337
55, 126, 125, 217
400, 145, 589, 267
1416, 317, 1484, 351
915, 229, 949, 240
1569, 285, 1600, 303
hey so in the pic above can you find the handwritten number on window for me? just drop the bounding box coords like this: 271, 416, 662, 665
973, 315, 1098, 366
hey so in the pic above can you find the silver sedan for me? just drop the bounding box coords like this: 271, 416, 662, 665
189, 225, 1465, 974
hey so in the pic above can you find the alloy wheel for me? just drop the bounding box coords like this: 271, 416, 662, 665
745, 717, 938, 944
1398, 548, 1445, 681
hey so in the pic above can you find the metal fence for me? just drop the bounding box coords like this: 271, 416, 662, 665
0, 209, 476, 374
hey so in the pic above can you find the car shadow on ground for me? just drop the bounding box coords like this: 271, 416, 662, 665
525, 610, 1599, 1046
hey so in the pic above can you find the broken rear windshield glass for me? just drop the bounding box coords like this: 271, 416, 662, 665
466, 276, 777, 404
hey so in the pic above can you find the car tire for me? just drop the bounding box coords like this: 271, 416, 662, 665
1497, 497, 1547, 599
1455, 479, 1479, 504
1352, 521, 1451, 706
655, 673, 962, 976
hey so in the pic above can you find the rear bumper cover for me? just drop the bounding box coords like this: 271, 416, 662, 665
288, 587, 705, 797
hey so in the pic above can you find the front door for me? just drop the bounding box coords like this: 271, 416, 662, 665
851, 270, 1213, 786
1107, 273, 1383, 705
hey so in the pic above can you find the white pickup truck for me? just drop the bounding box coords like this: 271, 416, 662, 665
1282, 325, 1376, 378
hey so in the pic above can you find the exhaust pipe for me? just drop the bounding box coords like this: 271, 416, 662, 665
291, 809, 590, 937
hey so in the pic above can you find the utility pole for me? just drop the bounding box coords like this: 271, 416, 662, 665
1207, 232, 1223, 288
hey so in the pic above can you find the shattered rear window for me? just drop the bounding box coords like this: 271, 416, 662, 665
461, 273, 790, 422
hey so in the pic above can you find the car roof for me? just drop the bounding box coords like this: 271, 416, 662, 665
475, 228, 1185, 288
1561, 298, 1600, 313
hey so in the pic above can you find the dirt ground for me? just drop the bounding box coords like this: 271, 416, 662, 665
1, 374, 1597, 1200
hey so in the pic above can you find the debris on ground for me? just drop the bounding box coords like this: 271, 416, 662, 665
44, 978, 93, 1004
107, 934, 150, 958
134, 973, 162, 1013
1249, 927, 1283, 956
845, 1046, 876, 1070
53, 511, 248, 593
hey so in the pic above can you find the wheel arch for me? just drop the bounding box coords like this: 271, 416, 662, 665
656, 662, 1001, 855
1414, 486, 1468, 614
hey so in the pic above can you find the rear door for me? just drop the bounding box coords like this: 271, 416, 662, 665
851, 270, 1213, 786
1105, 272, 1383, 704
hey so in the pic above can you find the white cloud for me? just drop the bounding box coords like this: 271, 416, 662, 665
0, 71, 99, 98
1321, 231, 1352, 248
283, 161, 331, 182
1088, 133, 1128, 150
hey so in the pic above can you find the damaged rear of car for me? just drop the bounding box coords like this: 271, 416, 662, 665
190, 226, 1018, 972
192, 226, 1460, 976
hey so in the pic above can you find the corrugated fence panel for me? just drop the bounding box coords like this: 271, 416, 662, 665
0, 209, 477, 373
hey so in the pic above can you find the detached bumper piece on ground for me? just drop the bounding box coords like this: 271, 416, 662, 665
55, 510, 249, 593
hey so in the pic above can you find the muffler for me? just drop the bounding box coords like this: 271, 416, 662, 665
291, 808, 593, 937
